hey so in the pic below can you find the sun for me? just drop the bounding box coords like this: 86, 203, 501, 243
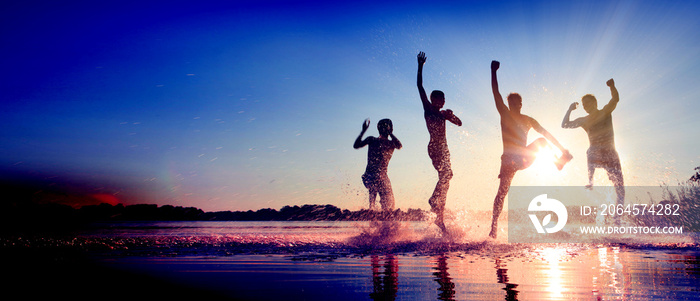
520, 142, 572, 186
533, 144, 561, 171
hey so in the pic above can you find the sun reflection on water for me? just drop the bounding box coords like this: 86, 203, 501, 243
595, 246, 626, 299
539, 247, 568, 298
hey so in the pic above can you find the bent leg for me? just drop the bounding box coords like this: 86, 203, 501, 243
527, 138, 571, 170
428, 147, 452, 233
490, 172, 514, 238
428, 149, 452, 212
526, 137, 548, 154
586, 150, 598, 189
521, 138, 547, 169
369, 192, 378, 210
606, 162, 625, 206
586, 163, 595, 189
429, 167, 453, 212
378, 175, 395, 211
431, 168, 452, 233
363, 174, 379, 210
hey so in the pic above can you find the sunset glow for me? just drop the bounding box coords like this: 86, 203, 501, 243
1, 0, 698, 213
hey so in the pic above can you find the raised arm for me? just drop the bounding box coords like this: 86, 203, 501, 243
561, 102, 585, 128
353, 119, 371, 149
417, 52, 430, 111
601, 78, 619, 114
491, 60, 508, 114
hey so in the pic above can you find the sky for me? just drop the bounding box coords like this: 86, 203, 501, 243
1, 0, 699, 212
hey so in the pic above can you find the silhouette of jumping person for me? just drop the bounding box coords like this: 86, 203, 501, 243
562, 79, 624, 206
354, 118, 402, 211
489, 60, 572, 239
417, 51, 463, 233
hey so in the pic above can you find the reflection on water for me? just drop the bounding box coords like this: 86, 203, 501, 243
433, 254, 456, 301
71, 221, 700, 300
370, 255, 398, 300
495, 257, 519, 301
595, 247, 625, 298
539, 247, 568, 299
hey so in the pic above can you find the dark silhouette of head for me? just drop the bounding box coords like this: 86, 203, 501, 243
581, 94, 597, 113
430, 90, 445, 108
507, 93, 522, 113
377, 119, 393, 137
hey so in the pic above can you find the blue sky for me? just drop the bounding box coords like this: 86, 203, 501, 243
2, 0, 699, 212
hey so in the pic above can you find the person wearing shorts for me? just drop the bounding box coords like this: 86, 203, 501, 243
562, 79, 624, 206
488, 60, 572, 239
354, 118, 402, 211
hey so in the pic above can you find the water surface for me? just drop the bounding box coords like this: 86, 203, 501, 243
48, 221, 700, 300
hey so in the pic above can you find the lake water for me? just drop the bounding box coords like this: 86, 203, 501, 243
54, 221, 700, 300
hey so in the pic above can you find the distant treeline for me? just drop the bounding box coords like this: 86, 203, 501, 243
202, 204, 428, 222
0, 201, 429, 233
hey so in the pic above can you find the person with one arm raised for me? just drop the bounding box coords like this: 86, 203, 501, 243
488, 60, 572, 239
416, 51, 462, 233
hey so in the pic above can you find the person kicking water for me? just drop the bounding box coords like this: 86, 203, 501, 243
354, 118, 403, 211
416, 51, 463, 233
488, 60, 573, 239
561, 78, 624, 207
